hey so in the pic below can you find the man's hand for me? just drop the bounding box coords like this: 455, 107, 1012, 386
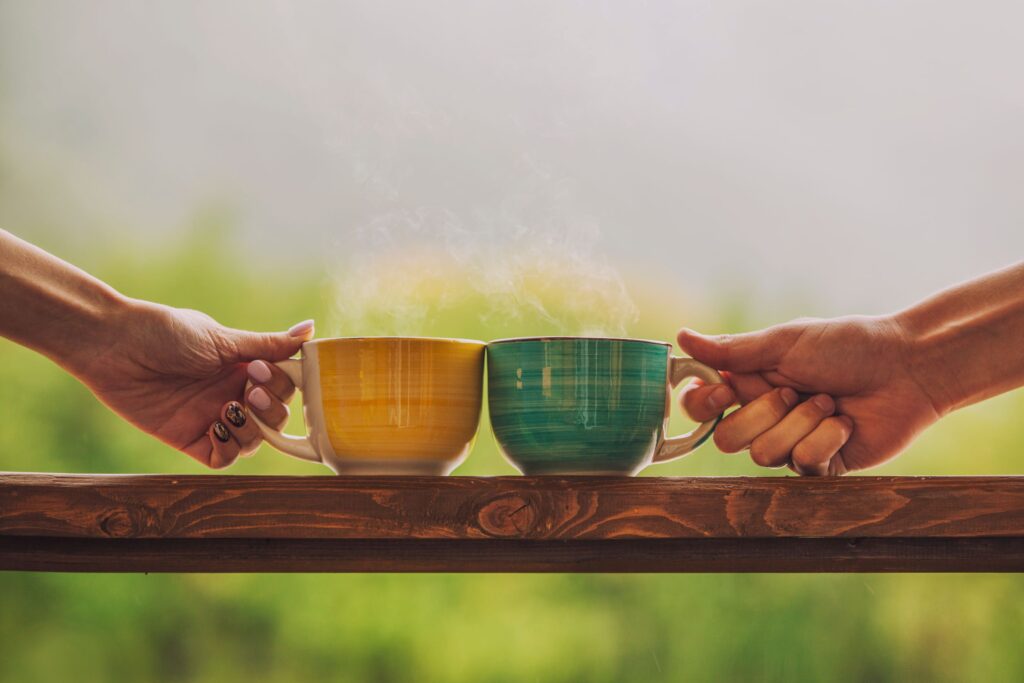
77, 300, 310, 468
678, 315, 941, 475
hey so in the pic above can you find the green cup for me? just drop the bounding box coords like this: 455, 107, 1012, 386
487, 337, 725, 475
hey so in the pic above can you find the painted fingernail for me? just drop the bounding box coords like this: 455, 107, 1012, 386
248, 360, 272, 383
780, 387, 799, 407
288, 319, 315, 338
812, 394, 835, 413
212, 421, 231, 443
707, 384, 733, 411
248, 386, 272, 411
225, 402, 246, 428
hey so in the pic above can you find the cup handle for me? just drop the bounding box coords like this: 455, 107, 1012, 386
652, 356, 726, 464
245, 358, 321, 463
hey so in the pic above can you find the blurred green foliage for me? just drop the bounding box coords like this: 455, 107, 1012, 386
2, 223, 1024, 682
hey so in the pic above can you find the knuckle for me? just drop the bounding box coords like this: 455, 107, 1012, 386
209, 327, 239, 366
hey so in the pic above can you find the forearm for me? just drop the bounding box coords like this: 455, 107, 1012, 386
895, 261, 1024, 415
0, 230, 131, 375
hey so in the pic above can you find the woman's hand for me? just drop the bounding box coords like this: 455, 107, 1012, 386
678, 315, 941, 475
77, 300, 311, 468
0, 230, 310, 469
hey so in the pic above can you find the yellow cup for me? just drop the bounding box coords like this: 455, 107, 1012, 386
248, 337, 486, 475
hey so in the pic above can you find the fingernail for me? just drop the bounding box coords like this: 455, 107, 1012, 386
248, 360, 272, 383
288, 319, 315, 338
780, 387, 799, 407
248, 386, 272, 411
225, 402, 246, 428
707, 384, 733, 411
212, 421, 231, 443
812, 394, 835, 413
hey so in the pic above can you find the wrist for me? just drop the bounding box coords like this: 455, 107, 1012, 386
890, 302, 1017, 417
59, 290, 141, 378
889, 309, 959, 418
889, 262, 1024, 416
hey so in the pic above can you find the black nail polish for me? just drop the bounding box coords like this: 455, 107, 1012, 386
225, 403, 246, 428
213, 421, 231, 443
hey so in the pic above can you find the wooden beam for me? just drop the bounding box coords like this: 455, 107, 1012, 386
2, 474, 1024, 572
4, 537, 1024, 573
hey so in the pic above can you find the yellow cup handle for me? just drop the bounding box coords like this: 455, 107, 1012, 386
245, 358, 321, 463
652, 356, 725, 463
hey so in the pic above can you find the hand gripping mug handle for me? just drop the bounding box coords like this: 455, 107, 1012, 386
652, 356, 726, 463
245, 358, 321, 463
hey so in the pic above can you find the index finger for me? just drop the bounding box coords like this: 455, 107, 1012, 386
246, 360, 297, 403
680, 382, 736, 422
728, 372, 776, 405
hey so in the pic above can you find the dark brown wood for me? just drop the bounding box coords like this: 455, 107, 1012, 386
2, 473, 1023, 572
3, 537, 1024, 572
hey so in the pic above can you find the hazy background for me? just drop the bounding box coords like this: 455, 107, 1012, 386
2, 2, 1023, 682
3, 0, 1023, 317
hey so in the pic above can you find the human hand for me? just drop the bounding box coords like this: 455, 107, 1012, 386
77, 300, 311, 468
678, 315, 942, 475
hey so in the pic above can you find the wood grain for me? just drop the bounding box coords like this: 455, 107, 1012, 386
2, 473, 1023, 572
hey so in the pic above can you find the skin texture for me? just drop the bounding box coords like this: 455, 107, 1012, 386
680, 261, 1024, 475
679, 316, 936, 475
0, 230, 302, 468
78, 302, 307, 468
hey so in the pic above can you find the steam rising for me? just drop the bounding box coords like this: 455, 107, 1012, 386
328, 203, 639, 338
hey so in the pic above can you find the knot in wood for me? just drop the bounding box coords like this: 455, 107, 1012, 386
99, 508, 138, 538
477, 493, 539, 538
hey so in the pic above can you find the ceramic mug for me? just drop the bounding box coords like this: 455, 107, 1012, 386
248, 337, 486, 475
487, 336, 724, 475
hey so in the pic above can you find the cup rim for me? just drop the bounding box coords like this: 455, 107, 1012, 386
487, 336, 671, 347
303, 336, 486, 346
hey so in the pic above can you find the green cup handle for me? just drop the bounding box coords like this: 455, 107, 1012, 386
652, 356, 725, 463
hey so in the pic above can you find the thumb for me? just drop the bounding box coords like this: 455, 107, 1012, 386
222, 319, 315, 363
676, 326, 791, 373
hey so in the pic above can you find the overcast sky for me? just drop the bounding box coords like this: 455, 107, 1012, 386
1, 0, 1021, 319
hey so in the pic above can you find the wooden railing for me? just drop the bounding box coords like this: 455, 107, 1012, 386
2, 473, 1023, 572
